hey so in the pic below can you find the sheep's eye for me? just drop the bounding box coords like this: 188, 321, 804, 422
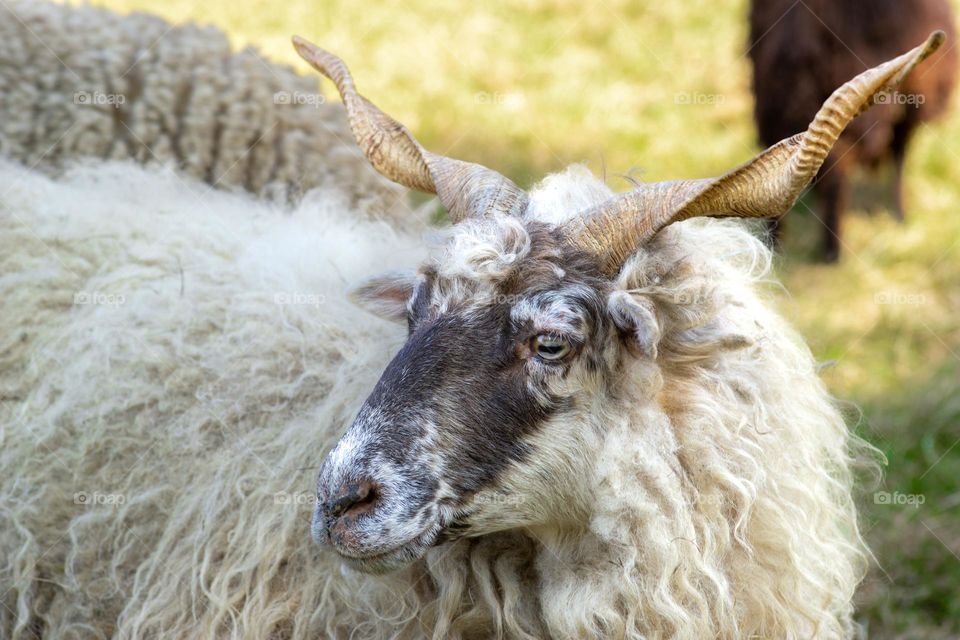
532, 335, 571, 361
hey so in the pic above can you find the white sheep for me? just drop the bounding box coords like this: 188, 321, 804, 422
0, 0, 400, 212
1, 2, 941, 638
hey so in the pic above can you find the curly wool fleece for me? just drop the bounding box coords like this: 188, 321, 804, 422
0, 0, 400, 209
1, 155, 870, 638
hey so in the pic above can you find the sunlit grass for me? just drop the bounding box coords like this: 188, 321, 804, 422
84, 0, 960, 635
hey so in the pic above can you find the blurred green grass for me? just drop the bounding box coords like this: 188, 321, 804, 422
85, 0, 960, 636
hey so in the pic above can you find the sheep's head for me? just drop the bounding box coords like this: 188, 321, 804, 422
293, 32, 943, 573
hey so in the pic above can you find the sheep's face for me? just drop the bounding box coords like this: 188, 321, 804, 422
295, 29, 939, 569
313, 219, 659, 573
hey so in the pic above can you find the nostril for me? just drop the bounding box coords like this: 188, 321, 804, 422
326, 479, 380, 519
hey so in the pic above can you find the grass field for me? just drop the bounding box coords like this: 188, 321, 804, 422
85, 0, 960, 636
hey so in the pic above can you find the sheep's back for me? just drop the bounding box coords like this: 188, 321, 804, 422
0, 0, 406, 216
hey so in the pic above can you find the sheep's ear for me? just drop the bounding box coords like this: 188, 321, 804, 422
608, 290, 661, 359
348, 271, 417, 323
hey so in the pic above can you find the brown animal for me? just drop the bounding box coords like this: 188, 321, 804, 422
749, 0, 957, 260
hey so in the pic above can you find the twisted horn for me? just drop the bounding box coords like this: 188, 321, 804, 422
563, 31, 945, 274
292, 36, 528, 222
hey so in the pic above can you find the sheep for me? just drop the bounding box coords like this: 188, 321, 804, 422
0, 1, 943, 636
749, 0, 957, 261
0, 0, 402, 213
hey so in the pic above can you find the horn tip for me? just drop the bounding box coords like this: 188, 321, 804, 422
290, 35, 345, 83
928, 29, 947, 51
291, 34, 310, 52
291, 35, 329, 66
291, 35, 314, 60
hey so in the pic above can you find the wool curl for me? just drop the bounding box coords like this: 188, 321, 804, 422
0, 0, 403, 214
1, 154, 873, 638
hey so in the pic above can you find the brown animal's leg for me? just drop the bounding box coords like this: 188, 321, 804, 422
890, 120, 914, 222
815, 158, 849, 263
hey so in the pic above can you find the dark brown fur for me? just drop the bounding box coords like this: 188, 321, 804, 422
749, 0, 957, 260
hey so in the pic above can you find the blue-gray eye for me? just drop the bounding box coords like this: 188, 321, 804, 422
533, 335, 570, 361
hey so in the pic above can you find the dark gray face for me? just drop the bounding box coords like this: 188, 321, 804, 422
311, 225, 654, 573
370, 307, 560, 489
